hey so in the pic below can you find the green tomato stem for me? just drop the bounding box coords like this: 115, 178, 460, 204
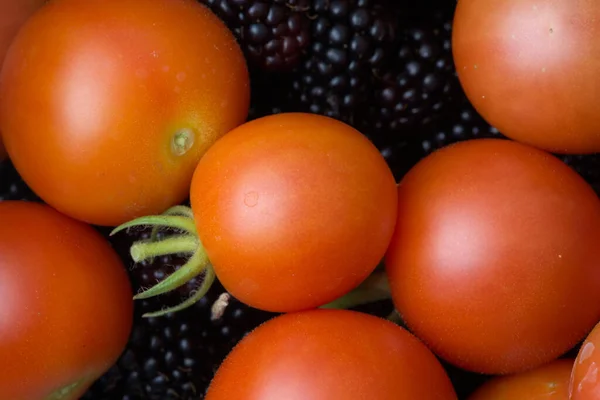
133, 249, 210, 300
150, 205, 195, 242
142, 267, 216, 318
45, 378, 87, 400
321, 270, 391, 310
130, 235, 198, 263
110, 214, 197, 236
111, 205, 221, 317
387, 310, 403, 326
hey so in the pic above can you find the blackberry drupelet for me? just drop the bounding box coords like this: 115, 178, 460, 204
359, 8, 457, 138
420, 99, 503, 155
200, 0, 312, 71
83, 229, 275, 400
291, 0, 398, 125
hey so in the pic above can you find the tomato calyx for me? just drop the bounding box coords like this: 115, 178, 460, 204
111, 205, 215, 317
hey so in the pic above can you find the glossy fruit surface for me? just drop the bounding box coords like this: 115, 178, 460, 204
0, 201, 133, 400
570, 322, 600, 399
469, 358, 573, 399
0, 0, 249, 226
191, 113, 398, 312
453, 0, 600, 154
206, 309, 458, 400
386, 139, 600, 374
0, 0, 46, 161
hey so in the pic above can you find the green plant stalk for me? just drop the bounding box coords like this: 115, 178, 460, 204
321, 270, 392, 310
111, 205, 215, 317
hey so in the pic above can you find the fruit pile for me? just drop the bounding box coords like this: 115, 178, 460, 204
2, 0, 600, 399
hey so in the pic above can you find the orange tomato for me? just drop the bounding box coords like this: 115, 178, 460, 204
469, 359, 574, 399
0, 201, 133, 400
190, 113, 398, 312
570, 322, 600, 399
206, 309, 458, 400
453, 0, 600, 154
0, 0, 249, 226
386, 139, 600, 375
0, 0, 46, 161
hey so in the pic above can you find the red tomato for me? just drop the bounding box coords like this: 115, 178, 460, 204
0, 0, 46, 161
0, 0, 249, 226
469, 359, 574, 399
453, 0, 600, 154
206, 309, 457, 400
0, 201, 133, 400
570, 322, 600, 399
190, 113, 398, 312
386, 139, 600, 375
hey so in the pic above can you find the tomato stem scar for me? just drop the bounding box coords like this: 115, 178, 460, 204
171, 128, 195, 156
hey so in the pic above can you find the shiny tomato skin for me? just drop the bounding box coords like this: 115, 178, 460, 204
0, 0, 249, 226
570, 322, 600, 399
469, 359, 574, 399
0, 0, 46, 161
0, 201, 133, 400
206, 309, 457, 400
386, 139, 600, 375
453, 0, 600, 154
190, 113, 398, 313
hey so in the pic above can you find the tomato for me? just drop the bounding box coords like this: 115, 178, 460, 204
469, 359, 574, 399
385, 139, 600, 375
0, 0, 46, 161
190, 113, 398, 312
0, 201, 133, 400
206, 309, 457, 400
0, 0, 249, 226
570, 322, 600, 399
453, 0, 600, 154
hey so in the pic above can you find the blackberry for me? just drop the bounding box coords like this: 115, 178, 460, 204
247, 71, 295, 121
83, 229, 275, 399
360, 8, 458, 137
420, 99, 503, 155
561, 154, 600, 193
200, 0, 312, 71
375, 137, 426, 182
0, 160, 38, 202
83, 293, 273, 400
291, 0, 398, 125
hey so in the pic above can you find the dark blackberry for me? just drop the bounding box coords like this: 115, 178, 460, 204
0, 160, 38, 202
560, 154, 600, 193
291, 0, 398, 125
246, 71, 295, 121
374, 137, 426, 182
359, 8, 458, 137
84, 293, 273, 400
200, 0, 312, 71
83, 228, 275, 399
420, 100, 503, 155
